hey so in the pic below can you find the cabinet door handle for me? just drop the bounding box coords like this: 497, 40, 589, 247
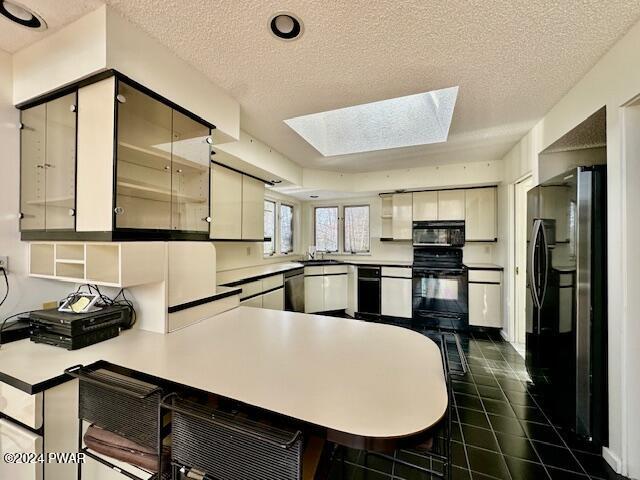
116, 94, 127, 104
203, 217, 212, 223
68, 209, 76, 217
114, 207, 125, 215
70, 104, 77, 113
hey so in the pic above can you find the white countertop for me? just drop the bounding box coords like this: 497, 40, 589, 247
0, 307, 447, 439
217, 262, 304, 286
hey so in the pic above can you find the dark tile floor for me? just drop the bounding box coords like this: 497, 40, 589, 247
326, 328, 624, 480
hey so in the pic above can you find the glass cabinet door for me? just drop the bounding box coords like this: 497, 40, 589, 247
20, 104, 46, 230
44, 93, 77, 230
170, 111, 211, 232
115, 81, 173, 230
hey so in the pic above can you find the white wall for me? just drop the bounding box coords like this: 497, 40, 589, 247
499, 17, 640, 477
0, 52, 70, 319
12, 6, 240, 142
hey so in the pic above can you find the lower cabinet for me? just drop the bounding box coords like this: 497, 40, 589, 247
240, 295, 263, 307
262, 288, 284, 310
304, 276, 325, 313
304, 266, 348, 313
468, 270, 503, 328
381, 277, 412, 318
324, 275, 347, 311
0, 419, 43, 480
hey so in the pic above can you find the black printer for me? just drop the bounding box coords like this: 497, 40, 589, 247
29, 306, 132, 350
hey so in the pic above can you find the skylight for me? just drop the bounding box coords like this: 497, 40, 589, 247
284, 86, 459, 156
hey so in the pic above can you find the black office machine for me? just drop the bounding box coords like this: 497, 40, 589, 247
29, 305, 132, 350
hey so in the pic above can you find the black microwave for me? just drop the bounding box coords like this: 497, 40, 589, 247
412, 221, 465, 247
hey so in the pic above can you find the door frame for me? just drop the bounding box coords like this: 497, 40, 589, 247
507, 173, 533, 345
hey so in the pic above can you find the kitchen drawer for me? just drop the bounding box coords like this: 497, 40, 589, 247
262, 274, 283, 291
323, 265, 348, 275
381, 266, 412, 278
240, 295, 263, 307
0, 419, 43, 480
0, 382, 43, 429
468, 270, 501, 283
240, 280, 263, 300
304, 266, 324, 276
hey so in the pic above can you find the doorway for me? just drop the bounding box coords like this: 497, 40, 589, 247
514, 175, 534, 351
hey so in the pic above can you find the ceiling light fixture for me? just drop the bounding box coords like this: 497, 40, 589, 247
0, 1, 46, 30
284, 86, 459, 156
269, 12, 303, 41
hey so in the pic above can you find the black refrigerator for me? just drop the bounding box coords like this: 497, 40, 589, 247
526, 165, 607, 446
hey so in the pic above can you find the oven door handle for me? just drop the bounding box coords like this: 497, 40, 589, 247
413, 268, 466, 275
413, 242, 453, 247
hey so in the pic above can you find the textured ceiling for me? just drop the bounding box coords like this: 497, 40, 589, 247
542, 107, 607, 153
4, 1, 640, 173
0, 0, 102, 53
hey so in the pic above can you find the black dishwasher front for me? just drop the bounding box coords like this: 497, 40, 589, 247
357, 266, 381, 316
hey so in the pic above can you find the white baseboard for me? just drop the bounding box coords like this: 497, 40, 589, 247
602, 447, 623, 475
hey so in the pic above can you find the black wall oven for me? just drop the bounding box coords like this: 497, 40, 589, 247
412, 248, 468, 330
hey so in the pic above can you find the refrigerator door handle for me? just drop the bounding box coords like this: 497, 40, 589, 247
538, 220, 550, 307
528, 219, 541, 309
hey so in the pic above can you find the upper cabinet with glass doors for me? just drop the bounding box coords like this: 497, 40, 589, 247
20, 92, 77, 232
114, 81, 211, 234
19, 71, 214, 241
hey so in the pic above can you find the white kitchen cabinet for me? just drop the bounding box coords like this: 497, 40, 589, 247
0, 419, 43, 480
241, 175, 265, 240
240, 295, 263, 307
346, 265, 358, 317
381, 277, 412, 318
438, 190, 465, 220
468, 270, 502, 328
392, 193, 413, 240
324, 274, 348, 311
262, 288, 284, 310
210, 164, 242, 239
304, 276, 325, 313
412, 191, 438, 221
465, 187, 497, 241
0, 382, 42, 429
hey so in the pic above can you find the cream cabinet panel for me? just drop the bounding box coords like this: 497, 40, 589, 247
412, 191, 438, 221
465, 187, 497, 241
239, 279, 262, 300
210, 164, 242, 239
0, 382, 43, 429
346, 265, 358, 317
262, 288, 284, 310
324, 274, 348, 311
0, 419, 43, 480
392, 193, 413, 240
240, 295, 263, 307
168, 242, 216, 308
469, 282, 502, 328
381, 277, 412, 318
437, 190, 465, 220
241, 175, 265, 240
304, 276, 325, 313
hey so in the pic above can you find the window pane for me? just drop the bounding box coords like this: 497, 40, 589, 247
264, 200, 275, 254
315, 207, 338, 252
280, 204, 293, 253
344, 206, 370, 253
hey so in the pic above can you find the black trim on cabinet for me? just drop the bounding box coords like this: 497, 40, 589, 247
240, 285, 283, 302
380, 275, 413, 280
304, 273, 347, 278
377, 185, 498, 196
167, 288, 242, 314
465, 238, 498, 243
210, 160, 274, 186
20, 229, 211, 242
464, 265, 503, 271
211, 238, 269, 242
468, 281, 501, 285
221, 267, 302, 287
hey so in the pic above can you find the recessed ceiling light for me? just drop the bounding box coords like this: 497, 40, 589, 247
284, 86, 459, 156
0, 1, 46, 30
269, 12, 303, 41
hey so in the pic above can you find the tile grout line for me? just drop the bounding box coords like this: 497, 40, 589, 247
485, 332, 593, 479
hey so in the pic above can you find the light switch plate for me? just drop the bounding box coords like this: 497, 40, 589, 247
0, 256, 8, 272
